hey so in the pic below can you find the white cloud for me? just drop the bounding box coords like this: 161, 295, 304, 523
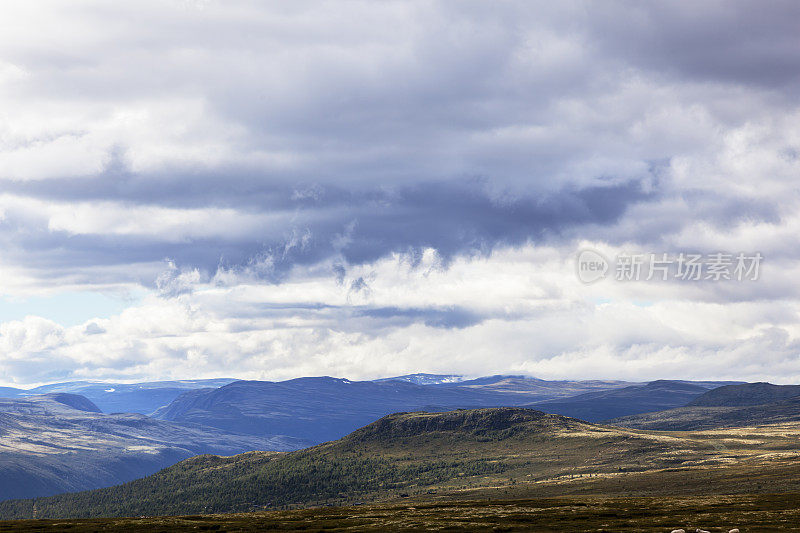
2, 244, 799, 385
1, 1, 799, 384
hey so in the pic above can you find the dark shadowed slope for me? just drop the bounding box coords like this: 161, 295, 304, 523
39, 393, 102, 413
531, 380, 727, 422
608, 382, 800, 430
0, 395, 309, 501
687, 382, 800, 407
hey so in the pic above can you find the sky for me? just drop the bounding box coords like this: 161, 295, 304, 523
1, 0, 800, 386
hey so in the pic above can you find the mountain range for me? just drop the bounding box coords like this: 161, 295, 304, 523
0, 379, 236, 415
151, 376, 644, 443
1, 373, 650, 501
150, 376, 735, 443
5, 406, 800, 519
0, 374, 795, 505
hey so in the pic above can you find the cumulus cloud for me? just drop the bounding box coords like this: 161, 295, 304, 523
3, 246, 799, 385
0, 1, 799, 384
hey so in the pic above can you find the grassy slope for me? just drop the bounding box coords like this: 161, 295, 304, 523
4, 407, 800, 520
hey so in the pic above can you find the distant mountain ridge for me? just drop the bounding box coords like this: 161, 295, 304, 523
0, 375, 790, 506
688, 382, 800, 407
608, 382, 800, 430
374, 373, 465, 385
446, 375, 638, 396
152, 377, 540, 442
151, 376, 647, 443
0, 379, 238, 415
0, 374, 720, 419
530, 379, 737, 422
151, 376, 738, 443
0, 374, 639, 417
0, 394, 309, 501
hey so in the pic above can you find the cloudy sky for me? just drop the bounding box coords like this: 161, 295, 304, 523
1, 0, 799, 386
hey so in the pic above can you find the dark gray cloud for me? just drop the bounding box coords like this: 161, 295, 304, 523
357, 306, 483, 329
0, 175, 654, 286
586, 1, 800, 90
0, 0, 798, 289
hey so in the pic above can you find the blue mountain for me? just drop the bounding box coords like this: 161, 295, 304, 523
152, 376, 640, 443
0, 379, 237, 414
